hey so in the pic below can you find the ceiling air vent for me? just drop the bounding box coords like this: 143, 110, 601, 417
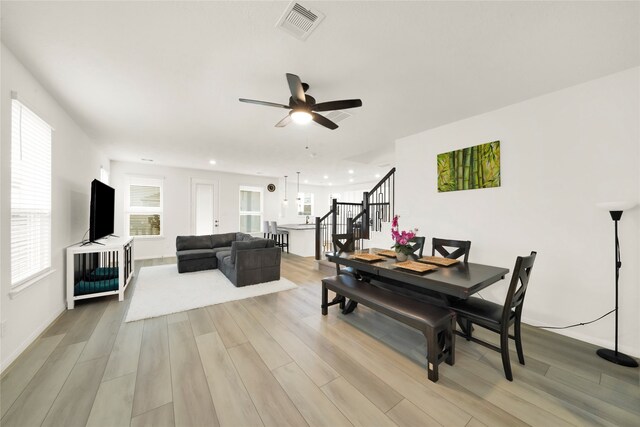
276, 2, 325, 41
324, 110, 352, 123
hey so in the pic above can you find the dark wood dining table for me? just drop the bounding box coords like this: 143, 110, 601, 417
327, 248, 510, 304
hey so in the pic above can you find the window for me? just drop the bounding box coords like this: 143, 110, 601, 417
239, 186, 263, 233
10, 98, 52, 288
297, 192, 314, 216
126, 176, 163, 237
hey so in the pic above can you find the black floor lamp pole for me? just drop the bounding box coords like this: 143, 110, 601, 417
596, 210, 638, 367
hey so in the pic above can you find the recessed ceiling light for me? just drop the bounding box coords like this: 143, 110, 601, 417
349, 178, 354, 183
209, 159, 217, 165
328, 183, 332, 186
323, 175, 328, 179
348, 169, 354, 174
304, 179, 308, 184
141, 158, 154, 162
375, 173, 381, 178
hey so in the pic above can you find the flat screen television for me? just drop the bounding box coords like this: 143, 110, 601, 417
89, 179, 115, 242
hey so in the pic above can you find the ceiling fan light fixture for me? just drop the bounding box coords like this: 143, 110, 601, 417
291, 110, 312, 125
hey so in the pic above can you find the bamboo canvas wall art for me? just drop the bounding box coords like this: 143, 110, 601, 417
437, 140, 500, 192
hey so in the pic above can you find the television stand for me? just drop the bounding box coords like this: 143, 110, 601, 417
80, 240, 105, 247
66, 237, 134, 309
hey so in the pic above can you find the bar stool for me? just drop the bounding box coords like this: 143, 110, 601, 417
269, 221, 289, 253
263, 220, 271, 239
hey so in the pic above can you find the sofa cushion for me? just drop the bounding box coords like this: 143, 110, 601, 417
216, 250, 232, 264
230, 239, 269, 262
211, 247, 231, 254
176, 235, 213, 251
177, 257, 217, 273
211, 232, 237, 248
236, 232, 254, 242
176, 249, 216, 261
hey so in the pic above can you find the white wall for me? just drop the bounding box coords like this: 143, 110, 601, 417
0, 45, 109, 371
110, 161, 293, 259
277, 180, 331, 225
396, 68, 640, 356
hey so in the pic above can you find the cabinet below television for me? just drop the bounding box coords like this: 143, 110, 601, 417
66, 237, 134, 309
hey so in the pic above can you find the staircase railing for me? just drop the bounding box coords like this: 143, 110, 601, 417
315, 209, 333, 260
314, 198, 365, 259
315, 167, 395, 260
367, 167, 395, 233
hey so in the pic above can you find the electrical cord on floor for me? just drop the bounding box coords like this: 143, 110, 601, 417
70, 229, 91, 246
474, 292, 614, 330
530, 309, 616, 330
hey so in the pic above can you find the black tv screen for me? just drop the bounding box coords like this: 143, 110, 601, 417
90, 179, 115, 242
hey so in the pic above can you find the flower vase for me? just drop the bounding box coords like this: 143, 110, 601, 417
396, 251, 408, 262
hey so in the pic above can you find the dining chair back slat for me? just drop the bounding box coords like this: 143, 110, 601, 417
332, 233, 356, 275
432, 238, 472, 263
503, 252, 536, 321
410, 236, 426, 258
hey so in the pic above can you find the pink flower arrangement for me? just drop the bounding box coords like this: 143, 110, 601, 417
391, 215, 419, 255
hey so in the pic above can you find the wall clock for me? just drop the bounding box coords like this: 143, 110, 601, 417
267, 183, 276, 192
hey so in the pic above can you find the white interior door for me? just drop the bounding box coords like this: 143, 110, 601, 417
191, 179, 218, 235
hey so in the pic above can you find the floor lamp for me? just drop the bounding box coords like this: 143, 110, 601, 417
596, 201, 638, 367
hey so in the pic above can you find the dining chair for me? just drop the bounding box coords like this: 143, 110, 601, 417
328, 233, 358, 311
449, 251, 537, 381
263, 220, 271, 239
410, 236, 426, 258
432, 238, 472, 263
331, 233, 356, 275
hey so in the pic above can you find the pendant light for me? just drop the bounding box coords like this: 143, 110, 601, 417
283, 175, 288, 205
296, 172, 301, 200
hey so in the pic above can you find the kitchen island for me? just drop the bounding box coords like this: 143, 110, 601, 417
277, 224, 316, 257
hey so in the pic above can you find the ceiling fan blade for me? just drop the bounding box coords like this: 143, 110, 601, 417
311, 112, 338, 130
275, 114, 292, 128
286, 73, 306, 105
239, 98, 290, 109
312, 99, 363, 112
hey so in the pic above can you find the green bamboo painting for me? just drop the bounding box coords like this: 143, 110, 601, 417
437, 141, 500, 192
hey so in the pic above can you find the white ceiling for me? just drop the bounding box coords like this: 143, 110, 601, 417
2, 1, 639, 185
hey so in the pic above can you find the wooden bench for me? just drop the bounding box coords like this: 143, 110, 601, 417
321, 274, 456, 382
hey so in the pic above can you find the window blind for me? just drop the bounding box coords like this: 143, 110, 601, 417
126, 177, 163, 236
11, 99, 52, 287
239, 187, 262, 233
130, 185, 161, 208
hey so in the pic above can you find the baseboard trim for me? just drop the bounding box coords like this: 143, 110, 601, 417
0, 305, 66, 374
522, 315, 639, 359
134, 254, 176, 261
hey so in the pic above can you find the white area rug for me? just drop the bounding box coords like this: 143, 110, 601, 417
125, 264, 297, 322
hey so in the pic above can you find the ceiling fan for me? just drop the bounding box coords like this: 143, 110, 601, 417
239, 73, 362, 130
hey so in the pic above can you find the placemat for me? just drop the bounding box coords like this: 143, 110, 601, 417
417, 256, 460, 267
393, 261, 438, 273
351, 253, 385, 262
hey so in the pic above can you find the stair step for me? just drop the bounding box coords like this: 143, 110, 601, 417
316, 258, 336, 274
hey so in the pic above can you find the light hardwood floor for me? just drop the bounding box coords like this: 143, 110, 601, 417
1, 254, 638, 427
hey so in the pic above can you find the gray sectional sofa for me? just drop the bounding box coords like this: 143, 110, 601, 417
176, 232, 281, 287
